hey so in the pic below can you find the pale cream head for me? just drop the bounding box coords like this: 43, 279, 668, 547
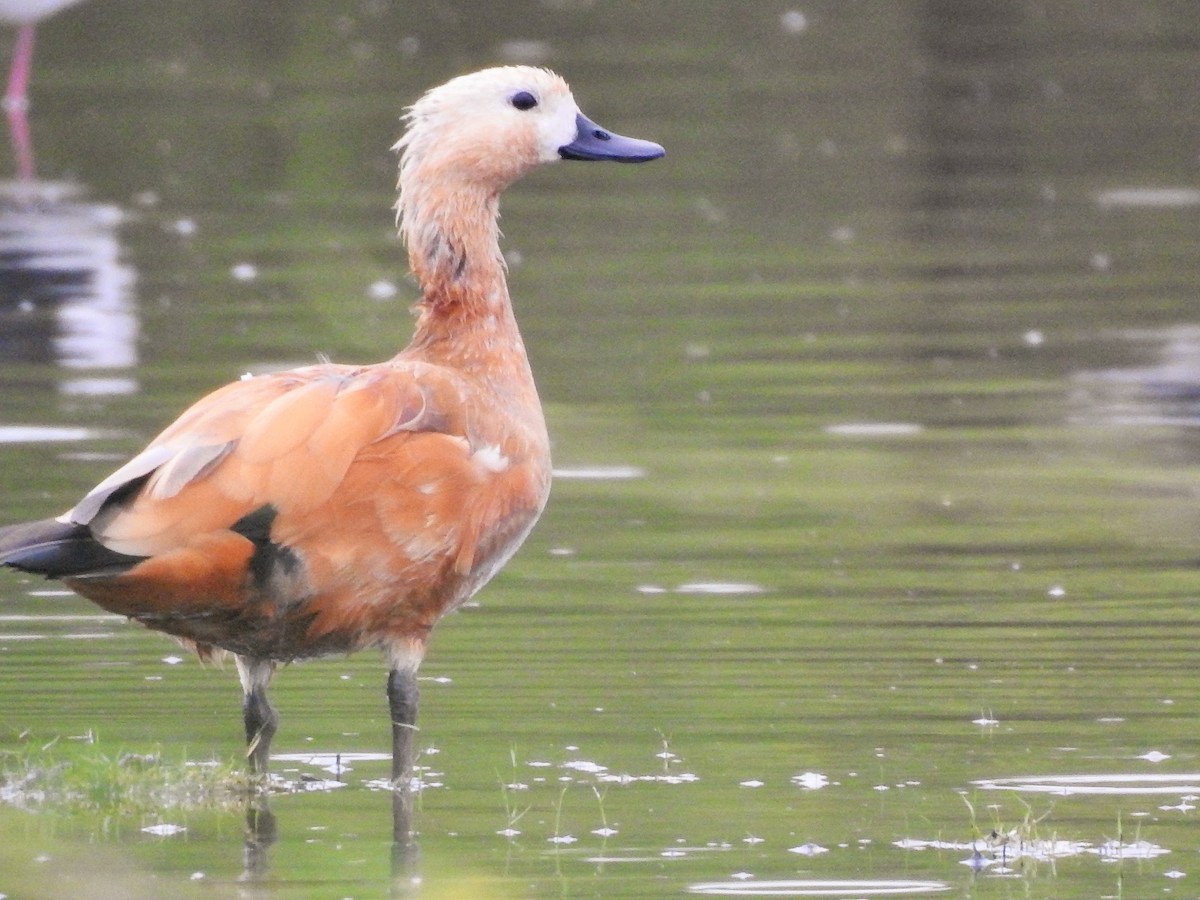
396, 67, 579, 198
393, 66, 663, 294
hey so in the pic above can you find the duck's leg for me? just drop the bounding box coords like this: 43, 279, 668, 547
236, 655, 278, 775
387, 664, 420, 784
388, 662, 420, 851
242, 793, 277, 880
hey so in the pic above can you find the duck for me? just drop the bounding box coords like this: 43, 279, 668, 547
0, 65, 664, 785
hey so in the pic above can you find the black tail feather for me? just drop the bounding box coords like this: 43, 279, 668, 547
0, 518, 145, 578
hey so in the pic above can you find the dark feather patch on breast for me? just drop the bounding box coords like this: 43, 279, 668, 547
233, 504, 307, 602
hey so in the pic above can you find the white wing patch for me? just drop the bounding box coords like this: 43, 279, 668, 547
62, 438, 235, 526
472, 443, 510, 473
145, 441, 235, 501
64, 443, 177, 524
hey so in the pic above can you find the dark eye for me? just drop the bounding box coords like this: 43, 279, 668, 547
510, 91, 538, 111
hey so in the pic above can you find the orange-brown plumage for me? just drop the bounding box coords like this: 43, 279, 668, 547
0, 65, 663, 790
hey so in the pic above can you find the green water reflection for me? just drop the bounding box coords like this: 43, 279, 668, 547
2, 1, 1200, 897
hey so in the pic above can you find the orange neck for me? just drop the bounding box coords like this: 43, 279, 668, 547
398, 175, 533, 383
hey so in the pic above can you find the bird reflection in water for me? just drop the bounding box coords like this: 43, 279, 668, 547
2, 0, 89, 176
235, 769, 419, 887
0, 181, 136, 389
0, 0, 137, 393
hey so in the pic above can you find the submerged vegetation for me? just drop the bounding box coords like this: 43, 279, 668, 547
0, 733, 245, 821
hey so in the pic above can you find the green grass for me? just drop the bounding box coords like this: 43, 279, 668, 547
0, 735, 247, 821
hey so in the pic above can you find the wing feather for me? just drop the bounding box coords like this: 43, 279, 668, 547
237, 379, 341, 464
75, 364, 458, 558
145, 441, 236, 502
67, 443, 177, 523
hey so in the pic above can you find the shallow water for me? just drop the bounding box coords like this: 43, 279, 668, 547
2, 1, 1200, 897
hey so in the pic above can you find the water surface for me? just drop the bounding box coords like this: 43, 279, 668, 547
2, 1, 1200, 897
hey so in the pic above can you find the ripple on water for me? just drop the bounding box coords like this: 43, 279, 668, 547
823, 423, 924, 438
552, 465, 646, 480
1093, 187, 1200, 208
895, 834, 1170, 864
271, 751, 391, 775
675, 583, 766, 595
0, 613, 125, 642
687, 879, 950, 896
140, 823, 187, 837
975, 772, 1200, 796
0, 425, 100, 443
60, 378, 139, 396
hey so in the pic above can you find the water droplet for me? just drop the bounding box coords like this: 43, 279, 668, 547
367, 279, 398, 300
141, 823, 187, 836
780, 10, 808, 33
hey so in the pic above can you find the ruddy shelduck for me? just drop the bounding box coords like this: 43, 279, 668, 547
0, 66, 663, 785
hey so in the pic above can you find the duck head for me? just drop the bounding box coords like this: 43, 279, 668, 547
395, 67, 663, 294
396, 66, 663, 196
